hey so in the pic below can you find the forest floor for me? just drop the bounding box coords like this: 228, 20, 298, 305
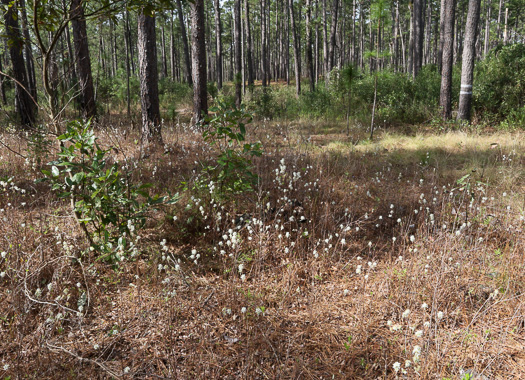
0, 117, 524, 379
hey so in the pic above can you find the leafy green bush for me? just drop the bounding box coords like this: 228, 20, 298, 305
193, 102, 262, 199
474, 43, 525, 123
159, 79, 192, 109
41, 120, 179, 262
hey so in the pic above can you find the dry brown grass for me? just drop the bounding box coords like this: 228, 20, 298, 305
0, 120, 524, 379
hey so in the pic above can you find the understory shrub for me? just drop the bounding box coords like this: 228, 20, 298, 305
41, 120, 179, 262
474, 43, 525, 126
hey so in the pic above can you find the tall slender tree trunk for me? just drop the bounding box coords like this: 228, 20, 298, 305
0, 54, 7, 105
352, 0, 357, 65
190, 0, 208, 124
126, 11, 136, 75
161, 25, 168, 78
315, 0, 320, 82
440, 0, 456, 119
70, 0, 96, 120
359, 1, 364, 70
214, 0, 223, 89
438, 0, 446, 70
3, 0, 35, 127
289, 0, 301, 96
328, 0, 339, 73
261, 0, 268, 86
483, 0, 491, 56
496, 0, 504, 42
125, 14, 131, 116
305, 0, 315, 91
458, 0, 481, 121
234, 0, 242, 106
413, 0, 423, 78
177, 0, 193, 86
244, 0, 254, 89
170, 10, 177, 79
19, 0, 37, 103
322, 0, 328, 74
138, 9, 162, 144
503, 7, 508, 44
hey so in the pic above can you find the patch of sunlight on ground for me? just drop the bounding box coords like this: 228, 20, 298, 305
350, 131, 524, 154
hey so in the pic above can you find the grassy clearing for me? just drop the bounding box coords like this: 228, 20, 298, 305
0, 120, 524, 379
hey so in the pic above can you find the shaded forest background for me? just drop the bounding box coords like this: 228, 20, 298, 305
0, 0, 524, 132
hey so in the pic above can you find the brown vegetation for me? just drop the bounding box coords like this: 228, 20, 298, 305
0, 120, 524, 379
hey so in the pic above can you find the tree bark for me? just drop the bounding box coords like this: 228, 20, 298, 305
170, 10, 177, 79
71, 0, 96, 120
458, 0, 481, 122
413, 0, 424, 78
161, 25, 168, 78
440, 0, 456, 119
177, 0, 193, 86
234, 0, 242, 106
328, 0, 339, 73
261, 0, 268, 86
19, 0, 37, 103
244, 0, 254, 89
3, 0, 35, 127
438, 0, 446, 70
190, 0, 208, 124
0, 53, 6, 105
138, 9, 162, 144
323, 0, 328, 74
289, 0, 301, 96
483, 0, 491, 57
213, 0, 223, 89
305, 0, 315, 91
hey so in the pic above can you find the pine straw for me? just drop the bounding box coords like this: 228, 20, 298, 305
0, 123, 524, 379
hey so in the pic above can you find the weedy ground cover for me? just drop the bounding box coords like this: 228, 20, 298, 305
0, 117, 523, 379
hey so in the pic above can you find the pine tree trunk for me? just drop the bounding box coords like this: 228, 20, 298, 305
328, 0, 339, 73
496, 0, 504, 42
352, 0, 357, 65
170, 11, 177, 79
438, 0, 446, 70
359, 1, 364, 70
234, 0, 242, 106
244, 0, 254, 89
0, 54, 7, 105
261, 0, 268, 86
138, 9, 162, 144
19, 0, 37, 103
283, 0, 290, 86
305, 0, 315, 91
3, 0, 35, 127
190, 0, 208, 124
214, 0, 223, 89
177, 0, 193, 86
289, 0, 301, 96
161, 26, 168, 78
71, 0, 96, 120
440, 0, 456, 119
315, 0, 320, 82
458, 0, 481, 121
483, 0, 491, 56
413, 0, 423, 78
322, 0, 328, 74
126, 11, 136, 75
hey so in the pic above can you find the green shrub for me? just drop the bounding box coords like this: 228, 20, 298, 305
41, 120, 179, 262
187, 102, 262, 201
474, 44, 525, 122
